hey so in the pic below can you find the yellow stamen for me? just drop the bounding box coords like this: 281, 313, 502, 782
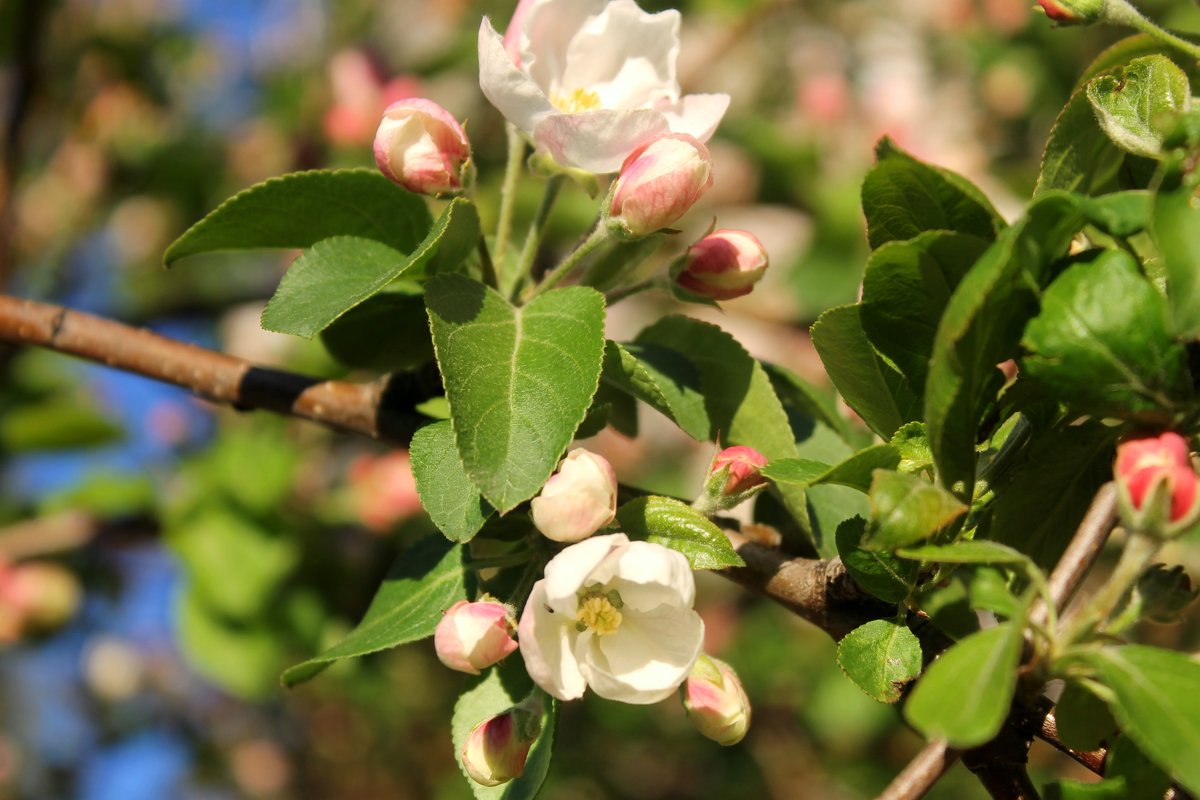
551, 88, 601, 114
576, 594, 622, 636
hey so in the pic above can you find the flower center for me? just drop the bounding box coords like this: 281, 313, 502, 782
575, 591, 623, 636
551, 88, 601, 114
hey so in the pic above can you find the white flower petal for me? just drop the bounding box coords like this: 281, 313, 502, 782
541, 533, 629, 612
609, 540, 696, 610
658, 93, 730, 143
478, 17, 555, 134
534, 109, 669, 173
582, 606, 704, 704
519, 581, 587, 701
521, 0, 610, 93
560, 1, 680, 110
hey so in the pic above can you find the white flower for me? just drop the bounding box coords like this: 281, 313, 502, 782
530, 448, 618, 543
478, 0, 730, 174
518, 533, 704, 704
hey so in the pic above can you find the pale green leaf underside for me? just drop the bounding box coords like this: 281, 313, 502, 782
837, 619, 922, 703
617, 496, 744, 570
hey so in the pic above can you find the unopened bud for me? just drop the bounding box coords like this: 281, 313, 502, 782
462, 705, 541, 787
1115, 432, 1200, 537
373, 98, 472, 196
435, 599, 519, 674
1134, 564, 1198, 623
608, 134, 713, 238
681, 655, 751, 746
1035, 0, 1104, 24
2, 562, 82, 635
531, 449, 618, 543
694, 446, 768, 515
675, 230, 769, 301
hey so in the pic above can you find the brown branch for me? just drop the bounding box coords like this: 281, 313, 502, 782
878, 740, 959, 800
0, 295, 435, 444
1031, 483, 1118, 627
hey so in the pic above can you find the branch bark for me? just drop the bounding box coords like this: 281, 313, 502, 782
877, 740, 958, 800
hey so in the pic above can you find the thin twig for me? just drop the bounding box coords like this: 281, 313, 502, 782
1030, 483, 1119, 627
877, 740, 958, 800
0, 295, 433, 444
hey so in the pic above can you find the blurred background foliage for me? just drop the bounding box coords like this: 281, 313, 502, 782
2, 0, 1200, 797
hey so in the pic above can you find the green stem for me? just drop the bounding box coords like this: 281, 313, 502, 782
469, 550, 535, 572
1104, 0, 1200, 60
604, 279, 658, 306
477, 236, 498, 290
512, 175, 566, 299
495, 123, 526, 265
526, 225, 610, 299
1061, 530, 1160, 648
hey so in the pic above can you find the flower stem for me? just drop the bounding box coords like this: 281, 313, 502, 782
526, 225, 610, 300
512, 175, 565, 300
1103, 0, 1200, 60
477, 235, 498, 290
605, 279, 658, 306
1060, 529, 1160, 649
495, 123, 526, 266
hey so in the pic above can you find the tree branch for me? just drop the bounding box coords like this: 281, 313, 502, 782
878, 740, 958, 800
1031, 483, 1118, 627
0, 295, 436, 444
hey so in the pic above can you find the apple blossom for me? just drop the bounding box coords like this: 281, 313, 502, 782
675, 230, 769, 301
461, 706, 541, 786
518, 533, 703, 704
1114, 431, 1200, 536
434, 599, 519, 674
530, 448, 618, 543
608, 134, 713, 237
681, 654, 751, 745
478, 0, 730, 173
373, 98, 471, 196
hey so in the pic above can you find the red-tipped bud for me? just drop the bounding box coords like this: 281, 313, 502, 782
694, 446, 769, 515
608, 134, 713, 238
1035, 0, 1104, 24
373, 98, 472, 196
681, 655, 751, 746
0, 562, 82, 637
675, 230, 769, 301
434, 599, 518, 674
461, 706, 541, 787
1115, 432, 1200, 537
530, 448, 618, 543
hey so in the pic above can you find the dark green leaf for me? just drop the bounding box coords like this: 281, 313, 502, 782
836, 517, 917, 604
904, 622, 1024, 747
762, 361, 852, 442
925, 193, 1085, 499
320, 286, 434, 372
165, 169, 431, 264
1022, 251, 1191, 420
426, 276, 606, 513
1153, 147, 1200, 339
897, 540, 1033, 567
1081, 191, 1151, 237
866, 471, 966, 550
1055, 680, 1118, 752
410, 421, 493, 543
836, 619, 922, 703
1105, 736, 1172, 800
1086, 55, 1191, 158
968, 567, 1025, 619
0, 402, 123, 451
601, 341, 709, 440
861, 138, 1004, 249
617, 496, 744, 569
811, 304, 922, 439
764, 445, 900, 493
282, 535, 470, 686
861, 231, 990, 394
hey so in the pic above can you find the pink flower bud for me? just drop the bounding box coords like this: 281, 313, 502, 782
681, 655, 751, 746
0, 562, 82, 635
711, 446, 768, 496
373, 98, 471, 196
530, 449, 618, 543
676, 230, 769, 301
349, 451, 423, 533
1115, 432, 1200, 534
1035, 0, 1103, 23
462, 707, 540, 787
434, 599, 518, 675
609, 134, 713, 237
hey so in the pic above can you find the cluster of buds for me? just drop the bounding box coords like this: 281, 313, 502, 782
461, 700, 543, 787
373, 98, 473, 196
0, 560, 82, 643
1114, 431, 1200, 538
530, 448, 618, 543
692, 446, 769, 516
680, 655, 751, 746
434, 598, 519, 675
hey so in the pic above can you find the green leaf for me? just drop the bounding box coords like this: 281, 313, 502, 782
1022, 251, 1191, 420
0, 402, 123, 451
1055, 680, 1117, 752
165, 169, 431, 264
836, 517, 917, 604
1080, 191, 1151, 237
897, 540, 1033, 567
890, 422, 933, 473
925, 193, 1085, 499
837, 619, 922, 703
1105, 736, 1172, 800
968, 567, 1025, 620
1081, 645, 1200, 794
617, 496, 744, 569
451, 662, 556, 800
282, 535, 470, 686
904, 622, 1024, 747
762, 362, 853, 442
426, 276, 606, 513
763, 445, 900, 493
1086, 55, 1191, 159
861, 138, 1004, 249
795, 424, 870, 559
1037, 86, 1125, 196
601, 341, 709, 440
411, 421, 494, 543
866, 471, 966, 550
1153, 146, 1200, 339
263, 200, 482, 338
1044, 779, 1129, 800
178, 589, 285, 700
811, 304, 922, 439
320, 286, 434, 372
860, 231, 990, 394
985, 420, 1117, 571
